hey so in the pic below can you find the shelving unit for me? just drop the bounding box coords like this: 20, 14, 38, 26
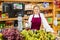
45, 14, 53, 17
0, 8, 2, 11
54, 0, 60, 32
0, 2, 2, 11
4, 0, 53, 2
56, 8, 60, 11
0, 0, 59, 32
58, 18, 60, 20
0, 17, 29, 21
0, 18, 17, 21
40, 7, 53, 10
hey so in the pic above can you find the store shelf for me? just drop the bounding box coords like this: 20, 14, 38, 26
0, 18, 17, 21
58, 18, 60, 20
4, 0, 53, 2
45, 14, 53, 17
56, 8, 60, 11
49, 22, 52, 24
0, 4, 2, 11
0, 17, 29, 21
40, 7, 53, 10
0, 8, 2, 11
1, 0, 4, 1
25, 7, 53, 11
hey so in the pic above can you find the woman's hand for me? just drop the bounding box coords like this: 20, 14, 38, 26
25, 27, 31, 30
52, 31, 57, 36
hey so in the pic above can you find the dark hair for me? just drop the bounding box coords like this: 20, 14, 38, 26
33, 5, 40, 9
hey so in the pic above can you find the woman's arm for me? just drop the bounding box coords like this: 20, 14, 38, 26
40, 13, 54, 33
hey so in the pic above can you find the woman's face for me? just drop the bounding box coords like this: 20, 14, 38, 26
33, 7, 40, 14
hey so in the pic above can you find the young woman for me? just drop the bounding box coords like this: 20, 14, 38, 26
28, 5, 54, 33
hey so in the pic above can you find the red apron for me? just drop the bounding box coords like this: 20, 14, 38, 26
31, 14, 41, 30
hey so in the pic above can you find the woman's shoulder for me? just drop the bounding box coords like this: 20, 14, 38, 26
40, 13, 44, 15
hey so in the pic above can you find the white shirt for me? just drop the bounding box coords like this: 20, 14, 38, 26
28, 13, 54, 33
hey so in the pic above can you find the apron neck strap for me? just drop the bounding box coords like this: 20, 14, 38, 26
33, 14, 40, 18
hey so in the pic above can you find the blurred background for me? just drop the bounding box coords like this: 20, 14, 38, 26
0, 0, 60, 39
